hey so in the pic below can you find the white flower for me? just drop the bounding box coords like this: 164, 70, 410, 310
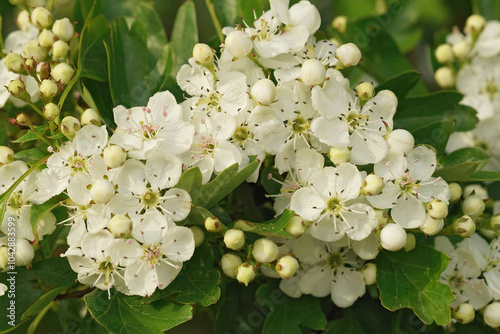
0, 283, 6, 296
473, 21, 500, 58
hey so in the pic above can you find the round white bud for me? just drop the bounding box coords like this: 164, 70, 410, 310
466, 14, 486, 34
420, 214, 444, 236
332, 16, 348, 33
192, 43, 214, 66
38, 29, 55, 48
484, 302, 500, 328
221, 254, 243, 278
463, 184, 488, 199
377, 89, 398, 103
0, 248, 8, 270
235, 263, 256, 286
90, 179, 115, 204
452, 40, 471, 62
204, 216, 222, 232
81, 108, 101, 126
17, 10, 31, 30
453, 215, 476, 238
224, 229, 245, 250
252, 238, 279, 263
43, 102, 60, 121
15, 239, 35, 267
103, 145, 127, 168
52, 40, 69, 59
380, 223, 407, 251
51, 63, 75, 85
386, 129, 414, 154
276, 255, 299, 279
404, 232, 416, 252
434, 67, 455, 88
225, 30, 253, 58
31, 7, 52, 30
108, 215, 132, 238
362, 174, 385, 195
462, 195, 485, 217
5, 53, 25, 73
189, 226, 205, 247
452, 303, 475, 324
289, 1, 321, 34
39, 79, 58, 101
23, 40, 47, 62
448, 183, 462, 202
251, 79, 276, 105
52, 18, 75, 42
328, 146, 351, 165
285, 215, 307, 236
300, 59, 326, 86
427, 199, 448, 219
435, 44, 454, 64
60, 116, 81, 140
0, 146, 15, 166
356, 82, 375, 102
336, 43, 362, 67
361, 263, 377, 285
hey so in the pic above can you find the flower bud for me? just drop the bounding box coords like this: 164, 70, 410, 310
332, 16, 347, 33
51, 63, 75, 85
90, 179, 115, 204
377, 89, 397, 103
31, 7, 52, 29
490, 214, 500, 232
285, 215, 307, 236
452, 215, 476, 238
189, 226, 205, 247
380, 223, 406, 251
5, 53, 25, 74
0, 248, 8, 270
427, 199, 448, 219
40, 62, 51, 81
81, 108, 101, 126
434, 67, 455, 88
462, 195, 485, 217
43, 102, 60, 121
435, 44, 454, 64
0, 146, 15, 166
328, 146, 351, 165
355, 82, 375, 104
361, 263, 377, 285
300, 59, 326, 86
16, 113, 31, 126
60, 116, 81, 140
23, 40, 48, 62
336, 43, 362, 67
52, 40, 69, 59
420, 214, 444, 236
452, 303, 475, 324
108, 215, 132, 238
362, 174, 385, 195
463, 184, 488, 199
252, 238, 279, 263
466, 14, 486, 34
8, 79, 30, 102
449, 183, 462, 202
38, 29, 55, 48
452, 40, 471, 62
224, 229, 245, 250
386, 129, 414, 154
225, 30, 253, 58
289, 1, 321, 34
15, 238, 35, 267
276, 255, 299, 279
192, 43, 214, 66
24, 58, 37, 77
103, 145, 127, 168
235, 263, 255, 286
52, 18, 74, 42
484, 302, 500, 328
205, 216, 222, 232
404, 232, 416, 252
221, 254, 243, 278
39, 79, 58, 102
17, 10, 31, 30
251, 79, 276, 105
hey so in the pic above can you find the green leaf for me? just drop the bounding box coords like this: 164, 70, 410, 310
84, 289, 193, 334
11, 125, 48, 143
175, 161, 260, 209
171, 1, 198, 73
255, 281, 327, 334
234, 209, 294, 238
439, 147, 490, 171
14, 148, 46, 166
22, 287, 67, 321
375, 71, 421, 99
433, 162, 481, 182
213, 0, 239, 27
325, 308, 365, 334
377, 244, 454, 325
410, 118, 455, 156
78, 13, 110, 82
473, 0, 500, 20
467, 170, 500, 182
179, 205, 214, 226
146, 243, 221, 306
81, 78, 116, 128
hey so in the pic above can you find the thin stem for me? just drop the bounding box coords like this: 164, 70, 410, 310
28, 124, 52, 146
0, 15, 4, 58
47, 0, 54, 11
28, 101, 45, 118
205, 0, 224, 43
58, 69, 80, 109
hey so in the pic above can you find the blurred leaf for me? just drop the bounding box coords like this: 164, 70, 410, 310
375, 71, 421, 99
22, 287, 67, 321
438, 147, 490, 171
234, 209, 294, 238
84, 289, 192, 334
135, 2, 169, 63
14, 148, 46, 166
11, 126, 48, 143
171, 1, 198, 73
325, 308, 365, 334
467, 170, 500, 181
410, 118, 455, 156
81, 78, 116, 128
256, 280, 328, 334
377, 244, 454, 325
213, 0, 239, 27
76, 313, 107, 334
237, 0, 269, 25
433, 162, 481, 182
78, 13, 110, 82
473, 0, 500, 20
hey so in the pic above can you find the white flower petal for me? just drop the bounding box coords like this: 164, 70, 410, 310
331, 268, 365, 308
290, 187, 325, 221
391, 194, 426, 228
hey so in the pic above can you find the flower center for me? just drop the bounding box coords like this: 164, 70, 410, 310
140, 122, 159, 139
344, 110, 367, 133
141, 189, 160, 209
198, 137, 216, 155
288, 116, 310, 135
8, 192, 24, 211
328, 252, 343, 268
396, 173, 418, 194
98, 257, 115, 286
68, 156, 88, 175
143, 245, 163, 266
482, 79, 498, 100
326, 197, 343, 214
233, 126, 252, 144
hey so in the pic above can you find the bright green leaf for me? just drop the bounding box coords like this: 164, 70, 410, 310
375, 71, 421, 99
410, 118, 455, 156
234, 209, 294, 238
433, 162, 481, 182
473, 0, 500, 20
11, 125, 48, 143
21, 287, 67, 321
84, 289, 193, 334
213, 0, 239, 27
14, 148, 46, 166
467, 170, 500, 181
377, 244, 454, 325
171, 1, 198, 73
438, 147, 490, 170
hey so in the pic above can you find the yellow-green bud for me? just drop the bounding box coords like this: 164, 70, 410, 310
43, 102, 60, 121
375, 209, 389, 228
462, 195, 485, 218
434, 67, 455, 88
51, 40, 69, 59
5, 53, 25, 73
224, 30, 253, 58
204, 216, 222, 232
16, 113, 31, 126
466, 14, 486, 35
328, 146, 351, 165
420, 214, 444, 236
189, 226, 205, 247
31, 7, 52, 30
221, 254, 243, 278
24, 57, 37, 76
490, 214, 500, 232
449, 183, 462, 202
362, 174, 385, 195
285, 215, 307, 236
60, 116, 81, 140
452, 40, 471, 62
108, 215, 132, 238
484, 302, 500, 328
52, 18, 75, 42
427, 199, 448, 219
463, 184, 488, 199
0, 248, 8, 270
435, 44, 454, 64
332, 16, 347, 33
51, 63, 75, 85
355, 82, 375, 103
224, 229, 245, 250
103, 145, 127, 168
38, 29, 55, 48
361, 263, 377, 285
0, 146, 15, 166
404, 232, 416, 252
23, 40, 48, 62
453, 303, 475, 324
39, 79, 58, 102
276, 255, 299, 279
235, 263, 256, 286
380, 223, 406, 251
453, 215, 476, 238
40, 62, 51, 81
336, 43, 362, 67
252, 238, 279, 263
81, 108, 101, 126
8, 79, 30, 102
192, 43, 214, 66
